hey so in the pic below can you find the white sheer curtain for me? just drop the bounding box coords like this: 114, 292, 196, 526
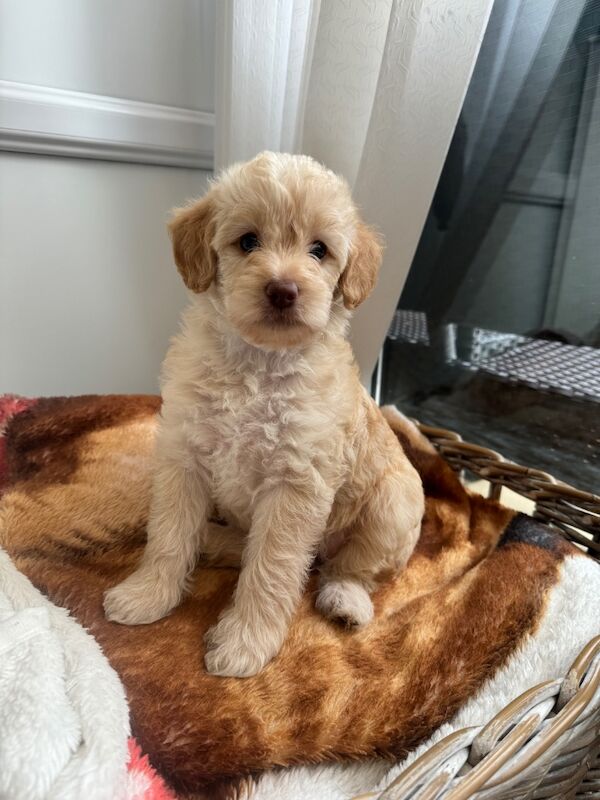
215, 0, 320, 165
215, 0, 494, 384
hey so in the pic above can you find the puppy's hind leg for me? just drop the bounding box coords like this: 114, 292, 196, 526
317, 469, 423, 627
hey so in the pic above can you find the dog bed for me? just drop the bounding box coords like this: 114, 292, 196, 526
1, 394, 598, 798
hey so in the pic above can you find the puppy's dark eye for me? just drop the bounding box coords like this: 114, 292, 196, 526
239, 232, 260, 253
309, 241, 327, 261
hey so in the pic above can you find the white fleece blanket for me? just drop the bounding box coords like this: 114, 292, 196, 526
0, 546, 130, 800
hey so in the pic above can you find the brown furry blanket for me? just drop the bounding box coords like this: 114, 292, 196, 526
0, 394, 585, 797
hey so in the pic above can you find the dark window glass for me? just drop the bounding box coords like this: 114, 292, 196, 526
380, 0, 600, 492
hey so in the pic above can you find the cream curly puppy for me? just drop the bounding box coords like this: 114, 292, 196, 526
104, 152, 424, 677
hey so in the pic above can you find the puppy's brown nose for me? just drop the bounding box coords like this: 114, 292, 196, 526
265, 280, 298, 309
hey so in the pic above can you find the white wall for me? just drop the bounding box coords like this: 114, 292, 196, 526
0, 0, 215, 396
0, 153, 210, 396
0, 0, 215, 111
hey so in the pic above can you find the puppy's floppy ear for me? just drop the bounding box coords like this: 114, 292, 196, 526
338, 220, 383, 309
168, 195, 217, 293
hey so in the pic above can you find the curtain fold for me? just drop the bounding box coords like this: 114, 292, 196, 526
215, 0, 320, 168
215, 0, 494, 382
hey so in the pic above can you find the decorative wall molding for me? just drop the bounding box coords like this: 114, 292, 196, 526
0, 80, 214, 169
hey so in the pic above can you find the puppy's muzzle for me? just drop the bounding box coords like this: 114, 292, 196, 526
265, 280, 298, 310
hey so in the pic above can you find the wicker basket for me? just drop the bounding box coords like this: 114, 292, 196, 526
354, 421, 600, 800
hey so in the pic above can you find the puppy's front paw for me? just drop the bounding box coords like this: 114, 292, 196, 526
316, 579, 374, 627
103, 570, 181, 625
204, 608, 278, 677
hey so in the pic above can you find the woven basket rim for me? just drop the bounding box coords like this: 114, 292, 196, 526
412, 418, 600, 560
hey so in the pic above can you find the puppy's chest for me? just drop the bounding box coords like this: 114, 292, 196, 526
188, 374, 326, 516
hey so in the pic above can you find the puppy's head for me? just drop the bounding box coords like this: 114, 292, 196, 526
169, 152, 383, 350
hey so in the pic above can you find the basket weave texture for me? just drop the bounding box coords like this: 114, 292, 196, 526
355, 421, 600, 800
